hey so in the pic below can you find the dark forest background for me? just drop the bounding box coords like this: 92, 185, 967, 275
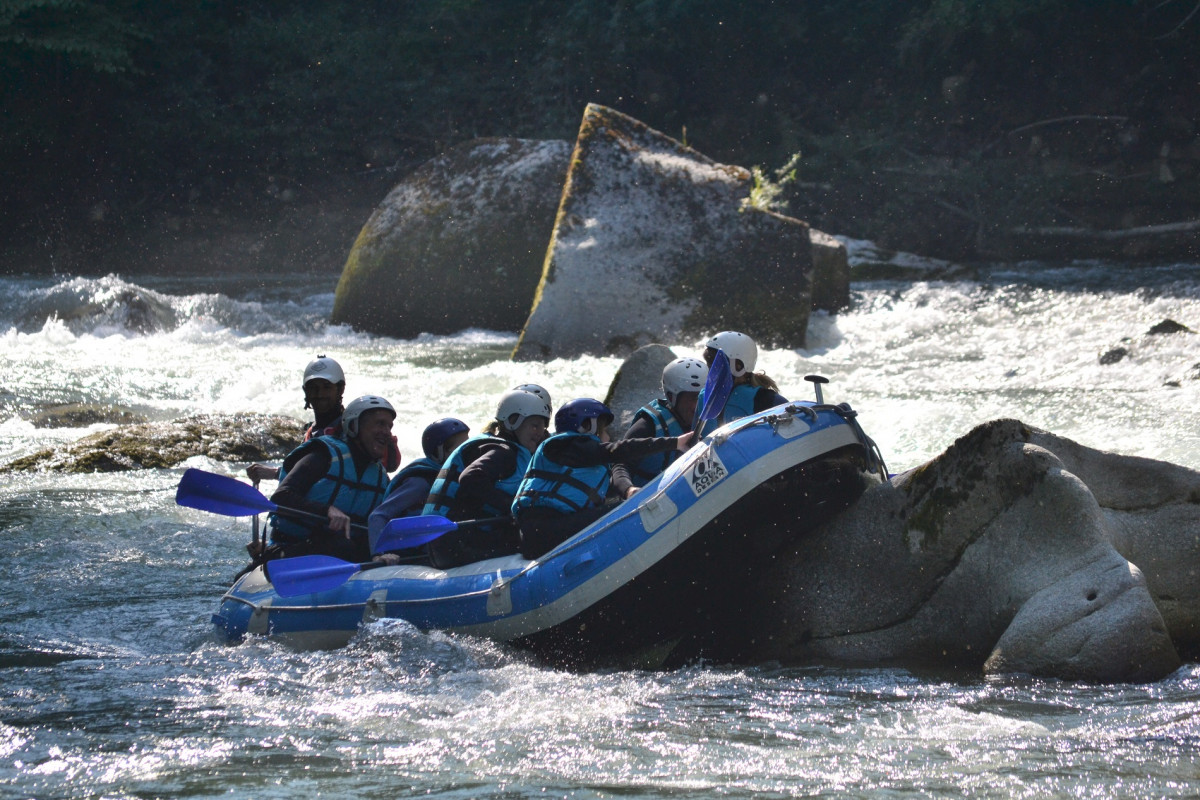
2, 0, 1198, 271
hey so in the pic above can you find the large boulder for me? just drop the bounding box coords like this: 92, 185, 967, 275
331, 138, 570, 338
1023, 426, 1200, 659
738, 419, 1183, 682
809, 229, 851, 312
512, 104, 818, 361
601, 343, 678, 436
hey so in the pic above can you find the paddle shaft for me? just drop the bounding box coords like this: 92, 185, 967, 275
177, 468, 366, 532
251, 478, 260, 547
273, 503, 369, 533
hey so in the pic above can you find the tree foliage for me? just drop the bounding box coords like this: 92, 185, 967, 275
1, 0, 1196, 256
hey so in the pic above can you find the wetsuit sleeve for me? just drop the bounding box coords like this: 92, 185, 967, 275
620, 416, 658, 440
611, 417, 659, 494
368, 477, 433, 549
271, 446, 334, 519
550, 435, 677, 498
457, 444, 519, 514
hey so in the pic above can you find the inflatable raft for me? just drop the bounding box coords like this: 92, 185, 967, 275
211, 400, 885, 667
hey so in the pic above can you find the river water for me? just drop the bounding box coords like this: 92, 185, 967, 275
2, 249, 1199, 798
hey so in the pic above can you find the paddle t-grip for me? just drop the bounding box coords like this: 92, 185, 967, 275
804, 374, 829, 404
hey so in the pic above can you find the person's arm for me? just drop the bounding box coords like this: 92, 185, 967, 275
246, 463, 280, 482
457, 444, 519, 514
610, 416, 658, 495
620, 416, 658, 440
552, 434, 693, 499
600, 435, 685, 462
270, 447, 334, 521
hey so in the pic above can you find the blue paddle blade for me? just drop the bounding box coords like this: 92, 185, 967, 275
265, 555, 363, 597
374, 515, 457, 553
176, 468, 278, 517
694, 348, 734, 430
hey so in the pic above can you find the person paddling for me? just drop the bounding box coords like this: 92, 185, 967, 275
513, 398, 694, 559
246, 355, 348, 483
261, 395, 395, 564
698, 331, 787, 434
422, 388, 552, 568
611, 357, 708, 490
368, 417, 470, 565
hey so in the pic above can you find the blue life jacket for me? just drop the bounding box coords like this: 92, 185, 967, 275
699, 383, 762, 437
386, 457, 440, 496
720, 383, 758, 424
380, 456, 441, 517
269, 435, 388, 541
627, 398, 686, 487
512, 431, 610, 516
422, 435, 531, 518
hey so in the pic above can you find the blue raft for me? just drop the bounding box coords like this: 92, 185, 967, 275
212, 401, 885, 667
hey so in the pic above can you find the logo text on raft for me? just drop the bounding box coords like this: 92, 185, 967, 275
686, 449, 728, 497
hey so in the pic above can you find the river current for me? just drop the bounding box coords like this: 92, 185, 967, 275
1, 248, 1199, 798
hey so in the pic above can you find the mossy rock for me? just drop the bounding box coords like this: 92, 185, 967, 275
25, 403, 147, 428
513, 104, 816, 361
331, 138, 571, 338
2, 414, 307, 473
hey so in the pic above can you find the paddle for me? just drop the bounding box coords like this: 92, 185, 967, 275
177, 468, 507, 552
693, 348, 734, 434
264, 515, 513, 596
264, 555, 387, 597
374, 514, 509, 551
250, 477, 261, 550
176, 467, 371, 533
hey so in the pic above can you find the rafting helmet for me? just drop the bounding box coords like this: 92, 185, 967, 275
555, 398, 614, 435
496, 389, 552, 433
662, 357, 709, 405
513, 383, 552, 407
342, 395, 396, 438
303, 355, 345, 386
421, 417, 470, 461
705, 331, 757, 378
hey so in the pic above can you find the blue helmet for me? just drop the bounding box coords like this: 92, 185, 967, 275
421, 417, 470, 461
554, 398, 614, 435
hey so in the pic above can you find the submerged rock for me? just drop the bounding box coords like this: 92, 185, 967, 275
24, 403, 147, 428
18, 275, 179, 335
2, 414, 306, 473
513, 104, 818, 361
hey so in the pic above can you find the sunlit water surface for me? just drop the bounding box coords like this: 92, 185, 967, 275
2, 255, 1199, 798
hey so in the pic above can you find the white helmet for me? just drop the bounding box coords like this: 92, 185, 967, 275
303, 355, 345, 386
705, 331, 757, 378
662, 357, 708, 405
496, 389, 552, 433
513, 383, 552, 407
342, 395, 395, 437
